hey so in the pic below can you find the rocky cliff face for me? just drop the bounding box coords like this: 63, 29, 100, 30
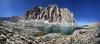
25, 4, 76, 26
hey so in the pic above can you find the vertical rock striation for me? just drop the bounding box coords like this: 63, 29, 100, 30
25, 4, 76, 26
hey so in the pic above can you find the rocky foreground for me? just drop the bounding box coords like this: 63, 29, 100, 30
0, 20, 100, 44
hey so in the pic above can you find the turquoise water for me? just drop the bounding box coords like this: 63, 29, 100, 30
38, 25, 75, 35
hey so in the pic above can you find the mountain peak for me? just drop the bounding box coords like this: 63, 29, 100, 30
25, 4, 76, 26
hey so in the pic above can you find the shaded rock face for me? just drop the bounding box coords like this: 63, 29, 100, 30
25, 4, 76, 26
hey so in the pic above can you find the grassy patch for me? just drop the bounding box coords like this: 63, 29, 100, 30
34, 31, 48, 37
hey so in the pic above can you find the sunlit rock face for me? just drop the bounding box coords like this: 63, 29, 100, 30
25, 4, 76, 26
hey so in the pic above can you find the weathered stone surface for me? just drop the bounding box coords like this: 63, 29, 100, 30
25, 4, 76, 26
0, 23, 100, 44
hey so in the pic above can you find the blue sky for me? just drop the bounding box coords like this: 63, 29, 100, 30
0, 0, 100, 25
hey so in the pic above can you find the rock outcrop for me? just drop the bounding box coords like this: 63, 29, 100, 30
25, 4, 76, 26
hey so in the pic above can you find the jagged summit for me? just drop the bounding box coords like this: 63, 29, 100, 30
25, 4, 76, 25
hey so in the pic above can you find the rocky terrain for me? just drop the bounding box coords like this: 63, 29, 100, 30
25, 4, 76, 26
0, 4, 100, 44
0, 21, 100, 44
